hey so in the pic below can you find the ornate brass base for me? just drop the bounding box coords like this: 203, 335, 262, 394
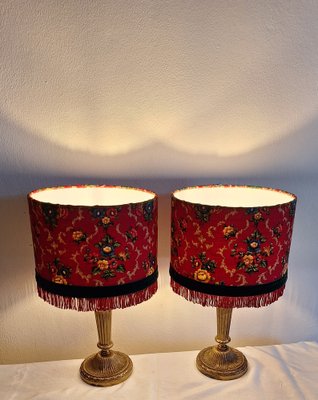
80, 310, 133, 386
196, 307, 248, 380
196, 345, 247, 380
80, 350, 133, 386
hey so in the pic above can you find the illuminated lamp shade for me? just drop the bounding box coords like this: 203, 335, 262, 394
28, 185, 158, 386
170, 185, 297, 380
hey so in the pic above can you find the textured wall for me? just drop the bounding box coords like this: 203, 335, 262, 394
1, 1, 318, 364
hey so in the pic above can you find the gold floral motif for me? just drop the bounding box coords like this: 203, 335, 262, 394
102, 246, 112, 254
249, 241, 259, 250
147, 267, 155, 276
72, 230, 85, 242
102, 216, 111, 225
118, 251, 128, 261
97, 260, 109, 271
242, 254, 254, 266
194, 268, 211, 283
223, 225, 236, 239
52, 275, 68, 285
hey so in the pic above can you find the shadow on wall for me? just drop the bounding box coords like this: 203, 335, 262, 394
2, 1, 318, 163
1, 110, 318, 195
0, 195, 35, 312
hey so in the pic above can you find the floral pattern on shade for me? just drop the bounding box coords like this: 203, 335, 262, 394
170, 185, 297, 308
28, 185, 158, 310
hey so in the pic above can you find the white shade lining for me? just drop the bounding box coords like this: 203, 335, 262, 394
30, 186, 155, 206
174, 186, 295, 207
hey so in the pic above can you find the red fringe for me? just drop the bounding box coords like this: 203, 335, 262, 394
171, 280, 285, 308
38, 281, 158, 311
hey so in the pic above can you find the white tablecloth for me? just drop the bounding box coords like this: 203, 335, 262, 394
0, 341, 317, 399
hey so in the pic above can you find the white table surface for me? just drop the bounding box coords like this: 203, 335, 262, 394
1, 341, 317, 400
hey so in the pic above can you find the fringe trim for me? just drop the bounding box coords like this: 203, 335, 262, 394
38, 281, 158, 312
171, 280, 285, 308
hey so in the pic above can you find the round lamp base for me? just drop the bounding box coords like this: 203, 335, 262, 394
196, 345, 248, 380
80, 350, 133, 387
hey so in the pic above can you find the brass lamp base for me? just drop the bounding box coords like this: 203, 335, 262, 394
196, 345, 247, 380
196, 307, 248, 380
80, 310, 133, 387
80, 350, 133, 386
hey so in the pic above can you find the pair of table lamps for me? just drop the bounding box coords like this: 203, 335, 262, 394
28, 184, 296, 385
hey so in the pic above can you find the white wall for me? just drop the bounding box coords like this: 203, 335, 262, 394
1, 1, 318, 364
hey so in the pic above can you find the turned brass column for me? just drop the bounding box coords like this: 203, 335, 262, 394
196, 308, 248, 380
80, 311, 133, 386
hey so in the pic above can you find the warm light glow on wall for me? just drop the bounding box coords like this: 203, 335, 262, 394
1, 2, 318, 157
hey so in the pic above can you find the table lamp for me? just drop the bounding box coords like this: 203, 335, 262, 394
170, 185, 296, 380
28, 185, 158, 386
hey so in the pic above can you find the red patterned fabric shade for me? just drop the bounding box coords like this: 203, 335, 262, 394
28, 185, 158, 311
170, 185, 297, 308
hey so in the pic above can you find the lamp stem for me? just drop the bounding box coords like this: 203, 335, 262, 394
196, 307, 247, 380
95, 311, 113, 356
80, 310, 133, 386
215, 307, 232, 351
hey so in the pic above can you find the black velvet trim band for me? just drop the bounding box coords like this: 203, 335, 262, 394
169, 266, 287, 297
36, 269, 158, 298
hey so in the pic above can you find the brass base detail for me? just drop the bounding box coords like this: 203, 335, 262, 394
196, 345, 247, 380
80, 350, 133, 386
196, 307, 248, 380
79, 310, 133, 387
